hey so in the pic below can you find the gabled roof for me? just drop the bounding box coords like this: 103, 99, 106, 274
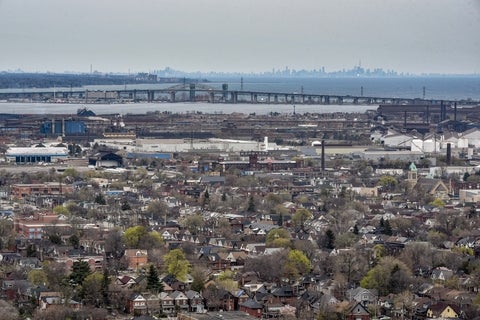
240, 298, 263, 309
348, 302, 370, 316
169, 290, 188, 300
427, 301, 460, 317
185, 290, 201, 299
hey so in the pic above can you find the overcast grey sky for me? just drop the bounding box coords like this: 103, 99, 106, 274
0, 0, 479, 74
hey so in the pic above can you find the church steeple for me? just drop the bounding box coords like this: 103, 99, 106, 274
407, 162, 418, 188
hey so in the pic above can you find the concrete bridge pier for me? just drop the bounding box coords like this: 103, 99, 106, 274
209, 92, 215, 103
232, 92, 238, 104
189, 84, 196, 102
274, 95, 278, 104
147, 90, 154, 102
170, 91, 176, 102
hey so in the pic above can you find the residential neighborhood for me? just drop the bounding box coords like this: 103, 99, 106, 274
0, 107, 480, 320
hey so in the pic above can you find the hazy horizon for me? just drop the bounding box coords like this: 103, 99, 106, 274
0, 0, 479, 75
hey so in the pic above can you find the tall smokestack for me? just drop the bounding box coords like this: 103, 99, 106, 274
321, 140, 325, 172
264, 136, 269, 152
446, 143, 451, 166
454, 102, 457, 122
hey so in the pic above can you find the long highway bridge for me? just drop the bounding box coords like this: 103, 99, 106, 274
0, 83, 478, 106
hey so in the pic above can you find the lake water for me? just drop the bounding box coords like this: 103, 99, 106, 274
0, 76, 478, 115
0, 102, 376, 115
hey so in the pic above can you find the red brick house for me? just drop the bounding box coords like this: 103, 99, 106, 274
126, 293, 147, 315
10, 182, 73, 199
240, 298, 263, 318
14, 213, 71, 240
347, 302, 370, 320
124, 249, 148, 270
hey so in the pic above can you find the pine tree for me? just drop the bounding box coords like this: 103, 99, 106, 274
247, 195, 255, 212
69, 260, 92, 286
384, 219, 393, 236
101, 267, 110, 307
146, 264, 163, 294
353, 224, 359, 235
325, 229, 335, 249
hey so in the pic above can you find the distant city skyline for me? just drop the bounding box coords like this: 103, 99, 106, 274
0, 0, 479, 75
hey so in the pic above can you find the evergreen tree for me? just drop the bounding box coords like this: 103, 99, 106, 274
353, 224, 359, 235
95, 193, 106, 205
146, 264, 163, 293
325, 229, 335, 249
101, 267, 110, 307
379, 217, 385, 230
384, 219, 393, 236
69, 260, 92, 286
202, 189, 210, 208
121, 200, 131, 211
247, 195, 255, 212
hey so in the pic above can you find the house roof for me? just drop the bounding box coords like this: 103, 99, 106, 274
240, 298, 263, 309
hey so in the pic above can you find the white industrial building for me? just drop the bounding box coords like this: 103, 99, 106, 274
5, 147, 68, 164
93, 137, 284, 154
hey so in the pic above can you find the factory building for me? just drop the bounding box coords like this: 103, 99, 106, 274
5, 146, 68, 164
40, 119, 87, 136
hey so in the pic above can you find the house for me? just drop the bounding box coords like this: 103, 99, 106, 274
127, 293, 147, 315
347, 287, 378, 306
14, 213, 72, 240
270, 285, 297, 305
431, 267, 454, 282
170, 290, 189, 312
124, 249, 148, 270
144, 293, 160, 314
346, 302, 370, 320
116, 275, 137, 288
240, 298, 263, 318
426, 302, 461, 319
159, 291, 175, 315
219, 289, 235, 311
38, 291, 81, 311
185, 290, 204, 313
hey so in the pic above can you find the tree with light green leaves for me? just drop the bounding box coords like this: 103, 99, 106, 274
430, 198, 445, 208
80, 272, 103, 306
28, 269, 48, 286
266, 228, 291, 248
124, 226, 147, 248
53, 205, 69, 216
123, 226, 163, 249
378, 175, 398, 191
292, 208, 312, 230
164, 248, 190, 281
360, 256, 412, 296
284, 249, 312, 279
